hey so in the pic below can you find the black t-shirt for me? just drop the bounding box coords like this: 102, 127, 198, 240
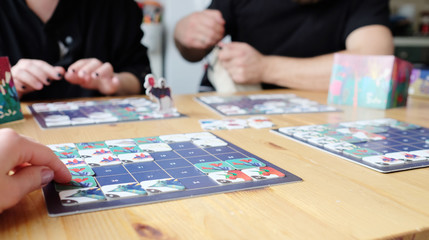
202, 0, 391, 90
0, 0, 151, 100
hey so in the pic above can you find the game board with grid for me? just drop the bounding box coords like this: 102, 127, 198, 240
43, 132, 302, 216
196, 94, 339, 116
28, 97, 183, 129
273, 118, 429, 173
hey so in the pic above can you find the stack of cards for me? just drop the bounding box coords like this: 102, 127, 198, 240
199, 116, 274, 130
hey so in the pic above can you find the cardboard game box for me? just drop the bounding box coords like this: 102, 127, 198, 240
328, 54, 413, 109
0, 57, 23, 124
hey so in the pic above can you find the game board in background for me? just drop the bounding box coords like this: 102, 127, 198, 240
28, 97, 184, 129
0, 57, 23, 124
43, 132, 302, 216
196, 94, 338, 116
272, 118, 429, 173
328, 54, 413, 109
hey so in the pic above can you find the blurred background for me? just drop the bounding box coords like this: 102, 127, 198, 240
138, 0, 429, 95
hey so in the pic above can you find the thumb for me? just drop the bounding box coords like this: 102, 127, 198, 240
100, 76, 120, 95
8, 166, 54, 204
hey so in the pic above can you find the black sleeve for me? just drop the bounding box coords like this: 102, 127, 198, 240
108, 0, 151, 94
344, 0, 391, 40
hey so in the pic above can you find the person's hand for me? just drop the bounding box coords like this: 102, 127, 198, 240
0, 129, 71, 213
11, 59, 65, 98
64, 58, 120, 95
174, 9, 225, 49
218, 42, 267, 85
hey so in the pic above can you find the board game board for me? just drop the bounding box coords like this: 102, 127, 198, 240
28, 97, 184, 129
43, 132, 302, 216
196, 94, 339, 116
272, 118, 429, 173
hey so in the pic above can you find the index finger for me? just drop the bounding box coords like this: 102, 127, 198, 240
0, 129, 71, 183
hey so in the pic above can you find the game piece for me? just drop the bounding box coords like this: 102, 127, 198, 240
206, 46, 262, 94
0, 57, 24, 124
59, 187, 106, 206
43, 132, 302, 216
273, 118, 429, 173
199, 116, 274, 131
196, 94, 338, 116
247, 116, 274, 129
144, 74, 176, 114
101, 183, 148, 199
208, 170, 253, 184
28, 95, 184, 129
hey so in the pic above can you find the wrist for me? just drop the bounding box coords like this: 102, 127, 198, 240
260, 56, 274, 85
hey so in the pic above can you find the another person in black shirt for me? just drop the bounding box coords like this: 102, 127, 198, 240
174, 0, 394, 92
0, 0, 151, 100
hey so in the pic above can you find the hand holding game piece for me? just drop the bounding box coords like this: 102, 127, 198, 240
217, 42, 267, 85
144, 74, 176, 114
11, 59, 65, 98
174, 9, 225, 50
64, 58, 121, 95
0, 129, 71, 213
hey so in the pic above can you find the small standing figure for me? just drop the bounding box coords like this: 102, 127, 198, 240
144, 74, 175, 113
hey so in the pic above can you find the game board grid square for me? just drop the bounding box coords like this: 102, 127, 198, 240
184, 155, 220, 164
95, 173, 137, 187
124, 161, 163, 173
165, 166, 206, 179
214, 152, 248, 161
178, 175, 220, 189
390, 145, 423, 152
175, 148, 210, 158
155, 158, 194, 170
204, 146, 237, 155
132, 170, 172, 182
150, 151, 182, 160
389, 136, 423, 145
168, 142, 199, 150
92, 165, 128, 177
410, 142, 429, 149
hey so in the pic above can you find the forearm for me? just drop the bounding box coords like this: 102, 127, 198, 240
174, 38, 211, 62
261, 54, 335, 91
261, 25, 394, 92
115, 72, 142, 95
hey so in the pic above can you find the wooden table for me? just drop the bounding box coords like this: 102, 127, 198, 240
1, 89, 429, 240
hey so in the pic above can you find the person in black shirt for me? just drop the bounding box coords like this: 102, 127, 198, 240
0, 0, 151, 100
174, 0, 394, 92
